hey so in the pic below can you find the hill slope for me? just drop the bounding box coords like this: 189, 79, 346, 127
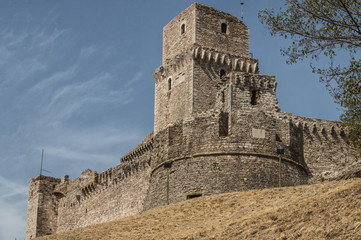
37, 178, 361, 240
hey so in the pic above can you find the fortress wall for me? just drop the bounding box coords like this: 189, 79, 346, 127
290, 115, 359, 181
230, 111, 278, 154
153, 111, 309, 167
145, 152, 308, 210
54, 140, 153, 233
145, 111, 308, 210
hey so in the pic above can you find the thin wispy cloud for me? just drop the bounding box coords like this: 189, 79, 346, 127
80, 45, 97, 58
0, 175, 28, 239
0, 2, 153, 239
34, 28, 69, 47
29, 66, 77, 93
0, 175, 28, 199
0, 198, 27, 240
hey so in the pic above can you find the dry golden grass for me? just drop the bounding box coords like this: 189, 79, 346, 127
37, 178, 361, 240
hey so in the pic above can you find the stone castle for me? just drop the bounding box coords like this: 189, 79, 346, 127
26, 3, 359, 239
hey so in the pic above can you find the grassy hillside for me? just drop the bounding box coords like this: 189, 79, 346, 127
37, 178, 361, 240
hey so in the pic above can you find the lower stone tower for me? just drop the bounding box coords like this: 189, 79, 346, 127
26, 176, 60, 239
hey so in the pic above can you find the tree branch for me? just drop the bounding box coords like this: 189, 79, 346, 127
338, 0, 361, 35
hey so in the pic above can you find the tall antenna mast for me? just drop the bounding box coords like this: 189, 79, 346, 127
240, 2, 245, 21
40, 149, 44, 176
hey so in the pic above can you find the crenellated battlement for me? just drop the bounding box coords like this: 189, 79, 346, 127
120, 133, 154, 163
192, 46, 258, 73
276, 113, 349, 142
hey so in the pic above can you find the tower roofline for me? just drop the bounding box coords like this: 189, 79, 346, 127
164, 3, 247, 31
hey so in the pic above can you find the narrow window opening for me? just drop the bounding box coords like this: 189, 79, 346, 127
220, 69, 226, 79
181, 24, 185, 34
187, 193, 202, 200
276, 134, 282, 142
251, 90, 258, 105
219, 112, 229, 136
168, 78, 172, 90
221, 23, 227, 33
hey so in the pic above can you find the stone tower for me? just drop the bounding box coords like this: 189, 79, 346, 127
26, 176, 61, 239
154, 3, 262, 133
145, 3, 301, 210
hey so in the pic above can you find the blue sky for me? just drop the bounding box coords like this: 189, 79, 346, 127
0, 0, 341, 239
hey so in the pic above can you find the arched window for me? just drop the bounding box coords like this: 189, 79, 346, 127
221, 23, 227, 33
181, 24, 185, 34
168, 78, 172, 90
220, 69, 226, 78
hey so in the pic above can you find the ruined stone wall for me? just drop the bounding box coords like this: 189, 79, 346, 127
26, 176, 61, 240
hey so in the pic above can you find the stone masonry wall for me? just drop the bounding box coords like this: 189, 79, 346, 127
145, 154, 308, 210
144, 111, 309, 210
26, 176, 61, 239
54, 138, 153, 233
55, 164, 151, 232
162, 4, 196, 64
162, 3, 249, 64
26, 136, 153, 239
154, 54, 194, 133
194, 4, 249, 57
288, 114, 358, 181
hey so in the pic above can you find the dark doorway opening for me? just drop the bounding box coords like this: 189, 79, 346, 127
186, 193, 202, 200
